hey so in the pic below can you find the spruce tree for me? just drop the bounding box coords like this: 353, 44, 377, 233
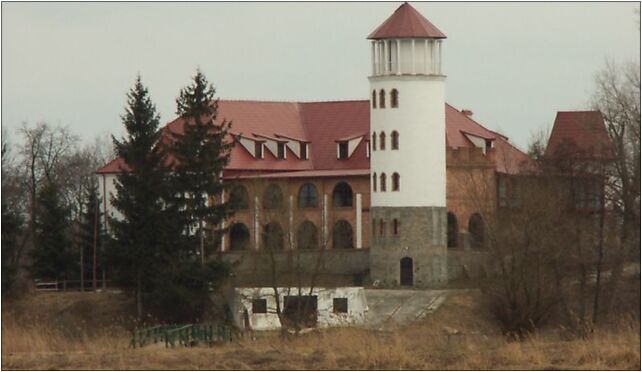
110, 76, 176, 319
30, 181, 76, 280
170, 69, 234, 264
2, 196, 23, 294
76, 181, 105, 289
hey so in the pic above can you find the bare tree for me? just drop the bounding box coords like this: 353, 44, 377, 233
17, 122, 79, 247
591, 60, 641, 314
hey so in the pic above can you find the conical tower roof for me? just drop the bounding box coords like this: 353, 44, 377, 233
368, 2, 446, 40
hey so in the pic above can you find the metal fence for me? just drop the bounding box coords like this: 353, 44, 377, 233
130, 323, 234, 348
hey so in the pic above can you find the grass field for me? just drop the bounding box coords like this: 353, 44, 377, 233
2, 291, 640, 370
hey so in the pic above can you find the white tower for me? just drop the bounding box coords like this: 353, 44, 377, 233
368, 2, 448, 287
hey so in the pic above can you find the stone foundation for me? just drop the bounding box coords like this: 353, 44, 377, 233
369, 206, 448, 287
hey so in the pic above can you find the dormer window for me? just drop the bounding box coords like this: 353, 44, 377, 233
255, 142, 264, 158
300, 142, 308, 160
277, 143, 286, 159
338, 142, 349, 159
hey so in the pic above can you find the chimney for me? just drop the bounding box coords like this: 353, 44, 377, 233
461, 109, 473, 117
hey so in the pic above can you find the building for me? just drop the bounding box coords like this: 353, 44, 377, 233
97, 3, 603, 287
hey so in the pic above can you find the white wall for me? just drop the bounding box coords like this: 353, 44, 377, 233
231, 287, 368, 331
369, 75, 447, 208
96, 173, 122, 231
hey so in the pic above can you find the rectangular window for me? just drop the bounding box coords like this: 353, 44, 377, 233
255, 142, 264, 158
333, 298, 348, 313
393, 219, 399, 236
277, 143, 286, 159
338, 142, 349, 159
300, 142, 308, 160
252, 298, 267, 314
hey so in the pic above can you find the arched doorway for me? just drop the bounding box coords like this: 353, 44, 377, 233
229, 223, 250, 251
332, 219, 353, 249
469, 213, 484, 250
400, 257, 413, 286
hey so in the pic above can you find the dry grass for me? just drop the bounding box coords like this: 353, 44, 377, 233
2, 291, 639, 370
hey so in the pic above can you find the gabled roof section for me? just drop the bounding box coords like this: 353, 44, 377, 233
545, 111, 614, 159
368, 2, 446, 40
96, 100, 533, 176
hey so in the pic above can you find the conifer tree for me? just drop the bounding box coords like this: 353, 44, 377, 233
30, 180, 76, 280
110, 76, 176, 319
169, 70, 234, 264
76, 181, 105, 288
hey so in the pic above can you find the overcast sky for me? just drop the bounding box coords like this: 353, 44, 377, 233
2, 2, 640, 150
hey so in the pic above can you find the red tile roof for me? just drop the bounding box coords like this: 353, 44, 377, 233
97, 99, 532, 176
545, 111, 614, 159
228, 169, 371, 180
368, 2, 446, 40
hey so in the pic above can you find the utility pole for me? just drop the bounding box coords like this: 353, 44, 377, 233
93, 196, 98, 291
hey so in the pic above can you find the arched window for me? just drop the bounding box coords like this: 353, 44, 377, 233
372, 132, 377, 151
390, 89, 399, 108
298, 183, 318, 208
379, 89, 386, 108
229, 184, 249, 210
332, 220, 353, 249
263, 183, 283, 209
372, 173, 377, 192
379, 219, 385, 237
380, 173, 387, 192
447, 212, 458, 248
392, 172, 400, 191
391, 131, 399, 150
229, 223, 250, 251
379, 131, 386, 150
297, 220, 318, 250
332, 182, 353, 207
469, 213, 484, 250
372, 90, 377, 109
263, 222, 284, 251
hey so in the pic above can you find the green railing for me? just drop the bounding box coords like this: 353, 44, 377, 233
130, 323, 233, 348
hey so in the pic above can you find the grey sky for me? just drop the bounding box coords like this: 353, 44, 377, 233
2, 2, 639, 150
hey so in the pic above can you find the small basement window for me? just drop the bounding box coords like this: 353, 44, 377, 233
338, 142, 349, 159
252, 299, 267, 314
333, 298, 348, 313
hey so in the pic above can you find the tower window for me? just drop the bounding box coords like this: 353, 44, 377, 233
391, 131, 399, 150
380, 173, 387, 192
338, 142, 349, 159
372, 132, 377, 151
372, 172, 377, 192
393, 219, 399, 236
255, 142, 264, 158
379, 132, 386, 150
391, 89, 399, 108
392, 172, 400, 191
379, 89, 386, 108
372, 90, 377, 109
277, 143, 286, 159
